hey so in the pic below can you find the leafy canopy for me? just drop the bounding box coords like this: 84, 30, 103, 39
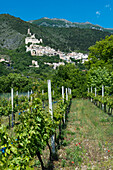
86, 35, 113, 69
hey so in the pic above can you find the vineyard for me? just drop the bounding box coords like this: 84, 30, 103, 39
1, 80, 113, 169
88, 85, 113, 115
0, 80, 72, 170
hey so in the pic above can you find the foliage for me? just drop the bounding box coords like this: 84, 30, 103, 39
0, 14, 111, 52
0, 14, 112, 88
0, 88, 72, 169
86, 35, 113, 96
0, 125, 32, 169
0, 46, 59, 81
85, 35, 113, 70
88, 92, 113, 111
87, 67, 113, 95
52, 64, 87, 97
0, 73, 33, 93
31, 17, 113, 34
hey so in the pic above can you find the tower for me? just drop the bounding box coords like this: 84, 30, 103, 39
28, 28, 31, 35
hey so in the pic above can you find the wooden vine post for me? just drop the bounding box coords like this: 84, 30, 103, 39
70, 89, 71, 95
91, 86, 92, 102
95, 87, 97, 105
66, 88, 68, 101
42, 90, 44, 108
28, 90, 30, 101
95, 87, 96, 97
88, 87, 89, 100
62, 86, 64, 103
16, 91, 18, 96
48, 80, 55, 154
62, 86, 65, 123
102, 85, 104, 110
42, 90, 44, 95
11, 88, 14, 127
68, 88, 71, 95
31, 89, 33, 102
66, 88, 69, 116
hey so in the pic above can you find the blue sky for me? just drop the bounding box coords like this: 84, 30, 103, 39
0, 0, 113, 28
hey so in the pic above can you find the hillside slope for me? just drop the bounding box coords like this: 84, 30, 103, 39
0, 14, 111, 52
30, 17, 113, 34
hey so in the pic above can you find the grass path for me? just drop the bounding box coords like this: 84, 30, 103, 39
53, 98, 113, 169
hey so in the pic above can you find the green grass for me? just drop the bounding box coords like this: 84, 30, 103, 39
2, 98, 113, 169
53, 98, 113, 169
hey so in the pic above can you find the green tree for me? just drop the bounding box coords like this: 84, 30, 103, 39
86, 35, 113, 70
87, 67, 112, 95
52, 64, 87, 97
0, 73, 33, 92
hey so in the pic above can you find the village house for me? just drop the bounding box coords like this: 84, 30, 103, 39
29, 60, 39, 68
44, 62, 65, 69
0, 58, 9, 63
25, 29, 63, 57
25, 29, 88, 67
66, 52, 88, 63
25, 28, 43, 45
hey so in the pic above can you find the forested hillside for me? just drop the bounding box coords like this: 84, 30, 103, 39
30, 17, 113, 34
0, 14, 113, 94
0, 14, 111, 52
0, 46, 60, 78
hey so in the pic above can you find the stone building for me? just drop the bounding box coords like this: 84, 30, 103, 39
25, 28, 43, 45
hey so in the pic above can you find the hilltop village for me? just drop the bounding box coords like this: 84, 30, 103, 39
25, 29, 88, 69
0, 29, 88, 70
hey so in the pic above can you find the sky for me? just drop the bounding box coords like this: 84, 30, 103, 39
0, 0, 113, 28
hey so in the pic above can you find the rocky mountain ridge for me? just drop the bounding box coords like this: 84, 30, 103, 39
0, 14, 111, 52
29, 17, 113, 33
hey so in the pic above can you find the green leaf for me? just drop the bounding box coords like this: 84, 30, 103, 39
11, 146, 17, 154
6, 148, 10, 154
26, 166, 34, 170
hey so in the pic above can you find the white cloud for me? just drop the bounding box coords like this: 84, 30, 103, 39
105, 4, 110, 8
105, 4, 112, 10
96, 11, 100, 15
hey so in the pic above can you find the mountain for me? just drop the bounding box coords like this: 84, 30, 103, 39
30, 17, 113, 34
0, 14, 112, 78
0, 14, 111, 52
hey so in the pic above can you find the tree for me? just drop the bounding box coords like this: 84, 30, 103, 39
0, 73, 33, 92
87, 67, 112, 95
86, 35, 113, 70
52, 64, 87, 97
